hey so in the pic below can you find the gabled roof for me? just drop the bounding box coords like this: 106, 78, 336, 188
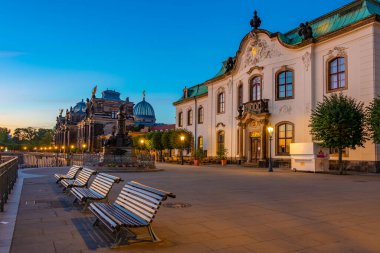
282, 0, 380, 45
174, 0, 380, 105
173, 84, 208, 105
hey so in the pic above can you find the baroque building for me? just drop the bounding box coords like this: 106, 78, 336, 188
54, 88, 157, 152
173, 0, 380, 171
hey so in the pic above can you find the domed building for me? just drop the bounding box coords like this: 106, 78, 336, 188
134, 92, 156, 126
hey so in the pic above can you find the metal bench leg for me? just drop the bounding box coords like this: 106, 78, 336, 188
147, 224, 160, 242
111, 231, 123, 248
93, 218, 100, 227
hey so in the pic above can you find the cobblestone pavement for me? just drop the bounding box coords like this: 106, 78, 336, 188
8, 164, 380, 253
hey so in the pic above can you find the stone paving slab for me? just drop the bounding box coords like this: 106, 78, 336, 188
6, 163, 380, 252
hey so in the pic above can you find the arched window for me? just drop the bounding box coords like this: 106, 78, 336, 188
217, 131, 225, 152
198, 106, 204, 124
237, 84, 243, 109
198, 136, 203, 149
178, 112, 183, 127
217, 92, 225, 113
328, 57, 346, 91
187, 110, 193, 125
276, 122, 294, 155
250, 76, 262, 101
276, 70, 293, 100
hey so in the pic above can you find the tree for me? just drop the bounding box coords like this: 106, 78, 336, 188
170, 129, 193, 150
36, 128, 54, 146
0, 127, 11, 145
161, 130, 173, 157
151, 132, 164, 161
366, 97, 380, 143
13, 127, 37, 143
309, 93, 367, 174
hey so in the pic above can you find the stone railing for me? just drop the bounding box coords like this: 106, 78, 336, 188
243, 99, 269, 114
22, 153, 66, 168
0, 156, 18, 212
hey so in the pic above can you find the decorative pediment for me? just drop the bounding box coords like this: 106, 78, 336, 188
216, 122, 225, 128
327, 46, 347, 58
244, 32, 281, 68
246, 66, 264, 75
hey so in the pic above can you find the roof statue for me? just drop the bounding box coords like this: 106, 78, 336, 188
298, 22, 313, 41
59, 109, 63, 117
225, 57, 235, 72
92, 85, 97, 98
250, 10, 261, 30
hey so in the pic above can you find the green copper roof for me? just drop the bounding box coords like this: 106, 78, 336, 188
173, 84, 208, 104
284, 0, 380, 45
174, 0, 380, 104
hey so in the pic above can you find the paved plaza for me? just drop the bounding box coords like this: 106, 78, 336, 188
2, 164, 380, 253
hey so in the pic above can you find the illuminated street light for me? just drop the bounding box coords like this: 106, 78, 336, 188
180, 135, 185, 165
267, 125, 274, 172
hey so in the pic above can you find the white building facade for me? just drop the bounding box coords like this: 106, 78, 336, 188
173, 0, 380, 171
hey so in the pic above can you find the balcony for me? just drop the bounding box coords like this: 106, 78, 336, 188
243, 99, 269, 114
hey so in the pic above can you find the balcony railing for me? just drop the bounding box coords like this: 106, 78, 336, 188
243, 99, 269, 114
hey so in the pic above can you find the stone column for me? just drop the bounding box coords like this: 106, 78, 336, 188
242, 126, 246, 161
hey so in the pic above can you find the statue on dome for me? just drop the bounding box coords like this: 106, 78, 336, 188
91, 85, 97, 98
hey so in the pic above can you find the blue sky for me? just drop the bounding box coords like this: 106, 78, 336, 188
0, 0, 351, 130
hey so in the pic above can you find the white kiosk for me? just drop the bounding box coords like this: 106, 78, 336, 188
289, 143, 329, 172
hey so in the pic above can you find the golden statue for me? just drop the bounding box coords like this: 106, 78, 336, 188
92, 85, 97, 98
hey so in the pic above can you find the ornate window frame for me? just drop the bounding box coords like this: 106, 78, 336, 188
275, 121, 294, 156
198, 136, 203, 150
275, 66, 294, 101
187, 109, 193, 126
237, 82, 243, 110
216, 130, 225, 152
326, 56, 348, 93
217, 89, 225, 114
249, 75, 262, 101
178, 111, 183, 127
198, 106, 204, 124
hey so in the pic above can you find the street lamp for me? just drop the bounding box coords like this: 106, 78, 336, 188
180, 135, 185, 165
82, 143, 87, 153
267, 125, 274, 172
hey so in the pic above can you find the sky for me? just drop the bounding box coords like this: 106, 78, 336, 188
0, 0, 352, 131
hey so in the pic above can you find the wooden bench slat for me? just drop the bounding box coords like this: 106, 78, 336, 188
118, 191, 159, 209
88, 181, 175, 246
124, 185, 163, 201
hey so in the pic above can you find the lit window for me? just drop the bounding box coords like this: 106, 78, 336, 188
198, 136, 203, 149
217, 131, 225, 151
276, 122, 293, 155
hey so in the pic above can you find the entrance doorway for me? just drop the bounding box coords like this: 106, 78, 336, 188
250, 138, 261, 163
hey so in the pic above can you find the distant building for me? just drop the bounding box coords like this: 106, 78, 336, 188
173, 0, 380, 171
55, 88, 171, 152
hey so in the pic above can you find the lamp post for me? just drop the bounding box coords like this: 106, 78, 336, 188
180, 135, 185, 165
267, 125, 274, 172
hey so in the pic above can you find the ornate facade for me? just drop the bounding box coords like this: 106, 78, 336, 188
173, 0, 380, 171
55, 88, 135, 152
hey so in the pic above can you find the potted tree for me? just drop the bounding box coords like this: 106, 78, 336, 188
217, 147, 228, 166
193, 148, 204, 166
